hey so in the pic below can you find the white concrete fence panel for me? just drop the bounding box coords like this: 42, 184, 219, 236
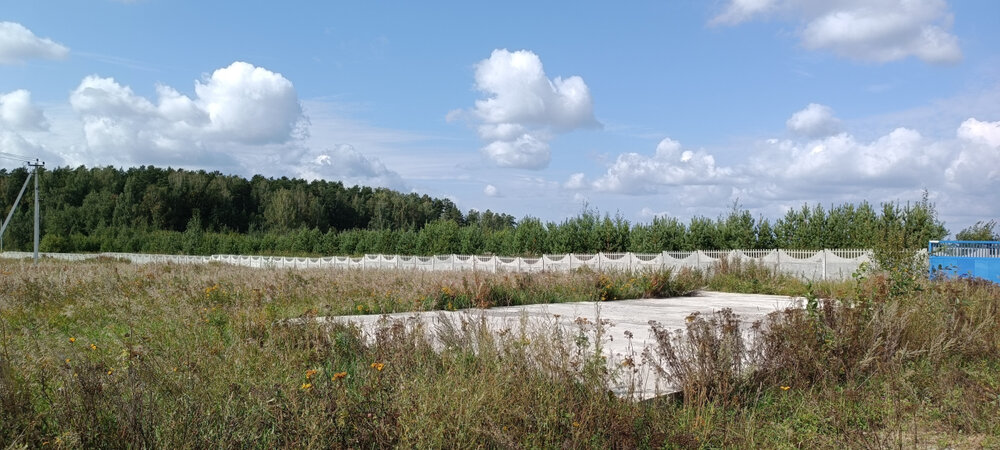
0, 248, 910, 281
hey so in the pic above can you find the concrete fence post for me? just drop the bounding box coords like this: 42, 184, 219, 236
822, 249, 828, 281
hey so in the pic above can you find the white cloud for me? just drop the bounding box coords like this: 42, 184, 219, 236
194, 62, 305, 144
946, 118, 1000, 196
461, 49, 599, 169
786, 103, 841, 138
472, 49, 598, 130
481, 133, 550, 169
298, 144, 404, 189
713, 0, 961, 64
956, 118, 1000, 148
0, 22, 68, 65
564, 172, 587, 189
592, 138, 733, 194
483, 184, 500, 197
756, 127, 947, 192
711, 0, 777, 25
0, 90, 48, 131
0, 90, 62, 168
68, 61, 304, 164
639, 207, 671, 219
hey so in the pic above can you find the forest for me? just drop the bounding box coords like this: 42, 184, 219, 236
0, 165, 959, 256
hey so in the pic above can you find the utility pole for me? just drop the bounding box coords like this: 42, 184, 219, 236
0, 152, 43, 263
31, 159, 43, 263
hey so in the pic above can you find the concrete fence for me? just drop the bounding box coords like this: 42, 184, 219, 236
0, 248, 913, 281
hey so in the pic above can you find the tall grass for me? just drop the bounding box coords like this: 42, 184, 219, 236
1, 258, 997, 448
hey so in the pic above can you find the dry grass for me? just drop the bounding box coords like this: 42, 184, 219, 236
1, 257, 998, 448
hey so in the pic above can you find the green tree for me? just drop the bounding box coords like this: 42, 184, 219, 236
955, 220, 997, 241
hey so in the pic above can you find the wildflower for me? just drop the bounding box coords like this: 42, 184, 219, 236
572, 421, 581, 428
69, 337, 76, 343
370, 362, 385, 371
357, 304, 364, 312
107, 369, 114, 375
301, 383, 312, 390
65, 358, 70, 364
780, 386, 790, 391
90, 344, 97, 351
332, 371, 347, 381
305, 369, 318, 379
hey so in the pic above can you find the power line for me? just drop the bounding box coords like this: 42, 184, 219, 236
0, 151, 37, 164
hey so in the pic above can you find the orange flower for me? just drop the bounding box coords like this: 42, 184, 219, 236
69, 337, 76, 343
90, 344, 97, 351
332, 371, 348, 381
370, 362, 385, 371
305, 369, 318, 379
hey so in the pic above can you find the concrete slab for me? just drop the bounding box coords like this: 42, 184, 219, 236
305, 291, 800, 400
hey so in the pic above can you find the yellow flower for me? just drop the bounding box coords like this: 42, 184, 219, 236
65, 358, 70, 364
69, 337, 76, 343
356, 304, 364, 312
90, 344, 97, 350
572, 421, 581, 428
300, 383, 312, 390
780, 385, 790, 391
305, 369, 318, 379
332, 371, 347, 381
370, 362, 385, 371
107, 369, 114, 375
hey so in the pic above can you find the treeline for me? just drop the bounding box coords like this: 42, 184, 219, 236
1, 165, 948, 256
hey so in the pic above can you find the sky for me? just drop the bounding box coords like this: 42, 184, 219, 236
1, 0, 998, 234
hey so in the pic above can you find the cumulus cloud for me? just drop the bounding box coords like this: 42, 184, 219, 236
712, 0, 962, 64
481, 133, 550, 169
947, 118, 1000, 195
483, 184, 500, 197
568, 113, 999, 229
711, 0, 777, 25
0, 89, 62, 168
194, 62, 304, 144
0, 22, 68, 64
957, 118, 1000, 148
591, 138, 732, 194
786, 103, 841, 138
757, 127, 946, 190
564, 172, 587, 189
460, 49, 599, 169
298, 144, 404, 189
0, 90, 48, 131
69, 61, 305, 164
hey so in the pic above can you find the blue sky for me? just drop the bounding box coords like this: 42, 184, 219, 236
1, 0, 998, 234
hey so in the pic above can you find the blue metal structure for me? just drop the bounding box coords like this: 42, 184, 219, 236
928, 240, 1000, 283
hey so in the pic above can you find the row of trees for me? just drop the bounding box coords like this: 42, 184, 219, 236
1, 165, 952, 256
0, 165, 487, 235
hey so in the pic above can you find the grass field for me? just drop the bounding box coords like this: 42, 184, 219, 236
1, 257, 998, 448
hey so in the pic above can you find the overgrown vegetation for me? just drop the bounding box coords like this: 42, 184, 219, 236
1, 257, 997, 448
1, 166, 948, 255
